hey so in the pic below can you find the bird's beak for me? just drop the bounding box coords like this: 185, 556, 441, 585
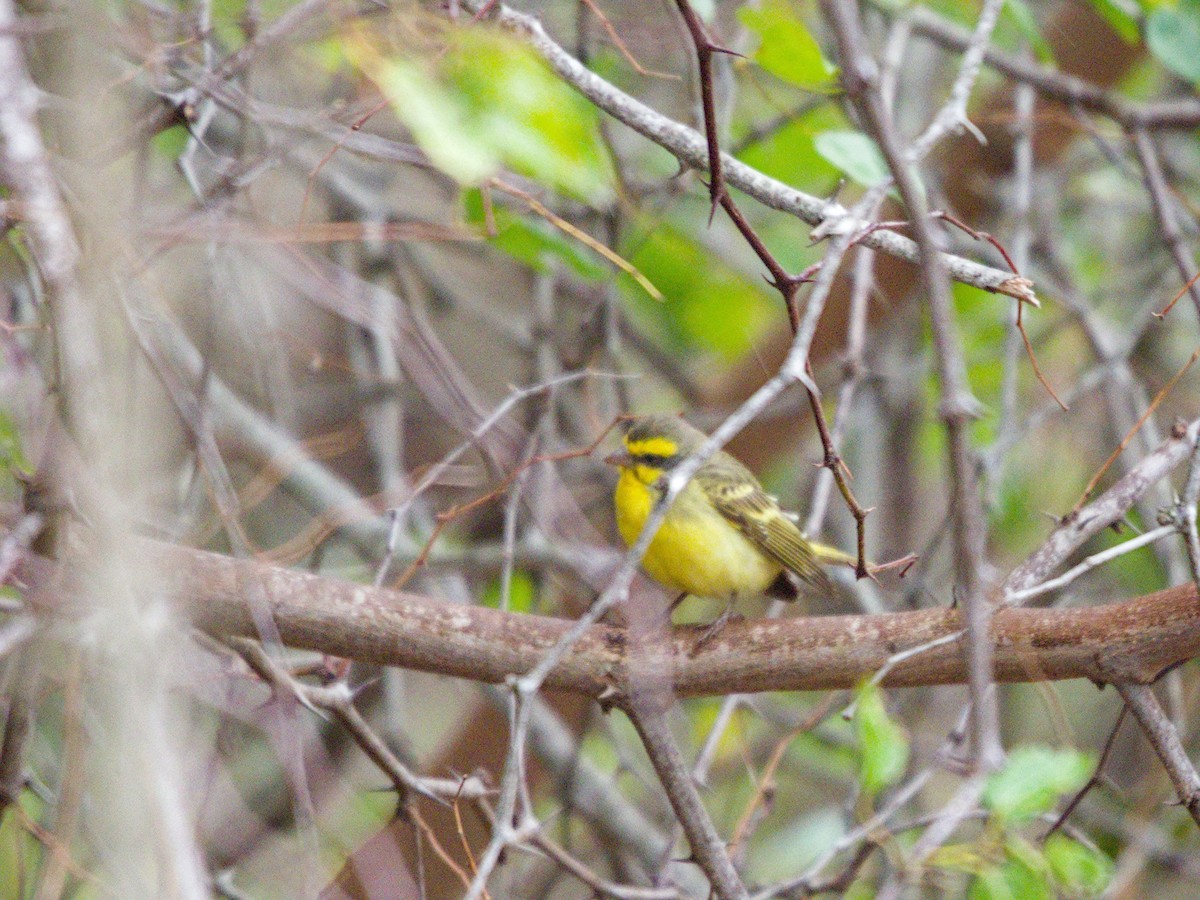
604, 449, 633, 468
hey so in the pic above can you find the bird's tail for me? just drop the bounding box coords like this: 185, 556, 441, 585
808, 539, 858, 567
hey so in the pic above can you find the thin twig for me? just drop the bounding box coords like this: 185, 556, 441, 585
1070, 347, 1200, 515
840, 631, 966, 720
905, 0, 1004, 159
1007, 524, 1177, 605
459, 0, 1039, 304
1153, 270, 1200, 320
672, 0, 876, 575
391, 406, 621, 588
822, 0, 1001, 770
1005, 417, 1200, 600
750, 769, 934, 899
888, 2, 1200, 130
1130, 127, 1200, 321
1115, 683, 1200, 827
628, 703, 749, 899
227, 637, 485, 804
1178, 431, 1200, 582
1044, 706, 1128, 839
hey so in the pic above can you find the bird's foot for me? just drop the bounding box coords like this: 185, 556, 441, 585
691, 606, 743, 654
656, 592, 689, 629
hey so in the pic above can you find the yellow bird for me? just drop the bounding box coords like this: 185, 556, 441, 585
605, 415, 837, 634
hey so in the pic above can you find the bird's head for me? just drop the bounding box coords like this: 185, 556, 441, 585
603, 415, 706, 485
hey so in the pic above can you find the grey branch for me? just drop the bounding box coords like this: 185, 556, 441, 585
465, 0, 1036, 305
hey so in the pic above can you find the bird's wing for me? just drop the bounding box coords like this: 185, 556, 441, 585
704, 474, 834, 595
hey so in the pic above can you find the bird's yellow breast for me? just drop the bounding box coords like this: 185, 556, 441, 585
614, 467, 782, 600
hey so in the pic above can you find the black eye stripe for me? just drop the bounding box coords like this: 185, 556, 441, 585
633, 453, 676, 468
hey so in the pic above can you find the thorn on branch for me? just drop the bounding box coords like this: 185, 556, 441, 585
467, 0, 499, 22
672, 0, 728, 224
708, 44, 747, 60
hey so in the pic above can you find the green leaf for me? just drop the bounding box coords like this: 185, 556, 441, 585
1004, 835, 1052, 880
969, 840, 1056, 900
481, 569, 537, 613
1000, 0, 1055, 63
208, 0, 248, 49
0, 409, 28, 475
928, 842, 991, 875
969, 858, 1051, 900
1085, 0, 1142, 44
621, 220, 776, 361
738, 0, 837, 90
983, 746, 1093, 825
736, 105, 843, 191
854, 682, 910, 797
970, 836, 1053, 900
353, 29, 611, 202
151, 123, 190, 160
813, 131, 890, 188
462, 189, 607, 281
306, 35, 353, 73
750, 807, 844, 880
1147, 0, 1200, 82
363, 54, 498, 184
1044, 833, 1114, 895
0, 790, 45, 899
442, 29, 611, 202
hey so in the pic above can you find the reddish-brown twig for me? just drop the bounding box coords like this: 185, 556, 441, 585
1016, 302, 1068, 411
1044, 706, 1127, 839
805, 360, 872, 578
672, 0, 739, 223
1071, 346, 1200, 516
451, 789, 490, 899
394, 419, 624, 588
299, 97, 391, 226
579, 0, 679, 80
672, 0, 873, 574
1154, 270, 1200, 319
870, 209, 1065, 412
935, 211, 1066, 411
727, 695, 840, 862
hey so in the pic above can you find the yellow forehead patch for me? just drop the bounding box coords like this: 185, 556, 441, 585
625, 436, 678, 458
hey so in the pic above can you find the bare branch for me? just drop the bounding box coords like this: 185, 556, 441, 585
17, 541, 1200, 698
628, 704, 748, 899
1116, 684, 1200, 827
461, 0, 1037, 304
822, 0, 1000, 769
1005, 417, 1200, 599
894, 3, 1200, 130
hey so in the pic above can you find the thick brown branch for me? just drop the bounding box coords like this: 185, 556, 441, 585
16, 544, 1200, 701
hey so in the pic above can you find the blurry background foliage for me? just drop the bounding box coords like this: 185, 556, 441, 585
1, 0, 1200, 897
